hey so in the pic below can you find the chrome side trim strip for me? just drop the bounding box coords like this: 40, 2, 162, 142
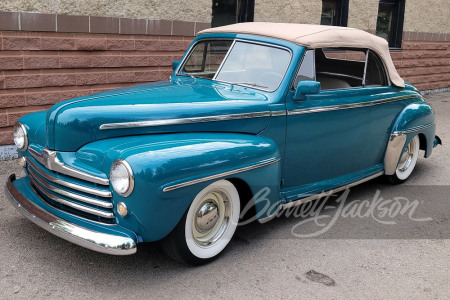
29, 176, 115, 218
271, 110, 287, 117
27, 158, 112, 198
288, 94, 418, 115
6, 174, 136, 255
258, 204, 283, 224
392, 122, 435, 135
99, 111, 271, 130
163, 157, 281, 192
282, 171, 384, 209
28, 167, 113, 209
29, 148, 109, 186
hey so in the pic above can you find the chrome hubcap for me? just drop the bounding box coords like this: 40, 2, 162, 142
397, 138, 417, 173
195, 202, 219, 233
192, 189, 231, 247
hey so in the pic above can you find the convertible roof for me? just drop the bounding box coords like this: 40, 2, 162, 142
200, 23, 404, 87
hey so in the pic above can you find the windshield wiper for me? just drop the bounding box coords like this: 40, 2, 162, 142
232, 82, 268, 89
231, 82, 269, 89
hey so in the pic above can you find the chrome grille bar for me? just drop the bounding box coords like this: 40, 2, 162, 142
29, 176, 115, 219
29, 148, 109, 186
27, 158, 112, 198
28, 167, 113, 209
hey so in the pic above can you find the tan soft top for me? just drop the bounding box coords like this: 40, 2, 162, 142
200, 22, 404, 87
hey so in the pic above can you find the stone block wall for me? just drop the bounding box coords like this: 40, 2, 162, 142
0, 12, 208, 146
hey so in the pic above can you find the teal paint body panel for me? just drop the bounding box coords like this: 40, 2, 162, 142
76, 133, 281, 240
8, 29, 440, 255
283, 86, 421, 192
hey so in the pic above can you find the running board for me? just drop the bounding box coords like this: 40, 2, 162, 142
258, 171, 384, 224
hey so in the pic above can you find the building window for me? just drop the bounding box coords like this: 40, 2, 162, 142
212, 0, 254, 28
376, 0, 405, 48
320, 0, 349, 27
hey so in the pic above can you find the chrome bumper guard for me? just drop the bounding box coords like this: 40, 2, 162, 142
5, 174, 137, 255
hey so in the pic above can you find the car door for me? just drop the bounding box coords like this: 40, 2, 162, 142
282, 48, 402, 201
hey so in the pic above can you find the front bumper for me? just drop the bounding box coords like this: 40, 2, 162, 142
5, 174, 137, 255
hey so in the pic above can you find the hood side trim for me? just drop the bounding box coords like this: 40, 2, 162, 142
99, 111, 272, 130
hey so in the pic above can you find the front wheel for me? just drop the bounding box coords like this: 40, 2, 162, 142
386, 135, 420, 184
161, 180, 240, 265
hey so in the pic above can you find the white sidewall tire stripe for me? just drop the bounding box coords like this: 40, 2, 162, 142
396, 135, 420, 180
185, 180, 240, 259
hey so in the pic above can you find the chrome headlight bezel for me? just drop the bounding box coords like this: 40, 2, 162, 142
110, 159, 134, 197
13, 122, 28, 151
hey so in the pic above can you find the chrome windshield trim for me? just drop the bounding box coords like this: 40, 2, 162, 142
28, 167, 113, 209
29, 176, 114, 218
163, 157, 281, 192
212, 39, 237, 80
29, 148, 109, 186
288, 94, 418, 115
283, 171, 384, 209
99, 111, 271, 130
212, 39, 293, 93
177, 38, 293, 93
6, 175, 136, 255
393, 122, 435, 135
27, 158, 112, 198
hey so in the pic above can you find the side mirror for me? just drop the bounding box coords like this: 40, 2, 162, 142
293, 80, 321, 100
172, 60, 180, 71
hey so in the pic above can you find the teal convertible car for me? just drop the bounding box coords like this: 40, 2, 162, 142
7, 23, 441, 265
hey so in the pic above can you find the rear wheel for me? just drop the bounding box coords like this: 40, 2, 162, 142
161, 180, 240, 265
386, 135, 420, 184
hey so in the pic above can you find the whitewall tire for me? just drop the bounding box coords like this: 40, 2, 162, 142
162, 180, 240, 265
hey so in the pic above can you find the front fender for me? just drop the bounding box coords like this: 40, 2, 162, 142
77, 133, 281, 241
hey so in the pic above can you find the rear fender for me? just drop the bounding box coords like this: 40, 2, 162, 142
384, 102, 436, 175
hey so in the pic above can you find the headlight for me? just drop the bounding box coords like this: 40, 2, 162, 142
110, 159, 134, 197
13, 122, 28, 151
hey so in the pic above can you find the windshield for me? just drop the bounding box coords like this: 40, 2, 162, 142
179, 40, 291, 91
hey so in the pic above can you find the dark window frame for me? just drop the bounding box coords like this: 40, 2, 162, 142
320, 0, 349, 27
211, 0, 254, 28
376, 0, 405, 49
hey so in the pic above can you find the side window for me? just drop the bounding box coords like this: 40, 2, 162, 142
315, 48, 365, 90
364, 51, 388, 86
181, 40, 233, 79
294, 50, 315, 87
295, 48, 389, 91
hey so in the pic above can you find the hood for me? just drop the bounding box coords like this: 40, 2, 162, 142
46, 78, 271, 151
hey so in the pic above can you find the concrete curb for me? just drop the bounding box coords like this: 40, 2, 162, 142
420, 87, 450, 96
0, 145, 18, 161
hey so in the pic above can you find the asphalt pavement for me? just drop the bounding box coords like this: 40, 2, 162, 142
0, 92, 449, 299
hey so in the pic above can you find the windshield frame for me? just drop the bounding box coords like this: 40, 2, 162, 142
176, 38, 293, 93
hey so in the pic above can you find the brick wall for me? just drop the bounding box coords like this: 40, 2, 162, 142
0, 30, 194, 145
393, 41, 450, 91
0, 12, 449, 147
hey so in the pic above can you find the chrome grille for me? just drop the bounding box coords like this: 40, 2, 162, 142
26, 157, 115, 224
